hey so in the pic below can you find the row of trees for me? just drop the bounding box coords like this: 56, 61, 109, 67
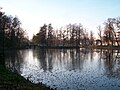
0, 8, 29, 49
32, 17, 120, 47
32, 23, 94, 47
97, 18, 120, 46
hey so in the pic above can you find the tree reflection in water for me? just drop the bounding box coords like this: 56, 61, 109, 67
31, 48, 90, 72
102, 50, 120, 78
5, 50, 25, 74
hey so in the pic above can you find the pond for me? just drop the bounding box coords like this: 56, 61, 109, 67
5, 48, 120, 90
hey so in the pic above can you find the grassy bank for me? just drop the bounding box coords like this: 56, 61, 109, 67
0, 65, 52, 90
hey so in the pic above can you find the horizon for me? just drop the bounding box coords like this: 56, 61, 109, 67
0, 0, 120, 39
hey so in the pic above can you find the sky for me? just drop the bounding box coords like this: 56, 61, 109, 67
0, 0, 120, 39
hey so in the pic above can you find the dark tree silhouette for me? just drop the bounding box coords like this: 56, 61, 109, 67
47, 24, 53, 46
38, 24, 47, 45
0, 8, 29, 49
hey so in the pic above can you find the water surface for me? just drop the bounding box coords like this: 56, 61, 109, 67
5, 48, 120, 90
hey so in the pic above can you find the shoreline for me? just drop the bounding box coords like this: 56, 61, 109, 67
0, 65, 52, 90
31, 45, 120, 50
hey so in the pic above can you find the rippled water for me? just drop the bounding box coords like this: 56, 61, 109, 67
5, 48, 120, 90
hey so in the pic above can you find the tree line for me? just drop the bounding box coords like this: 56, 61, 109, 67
32, 23, 94, 47
32, 17, 120, 47
1, 7, 120, 48
0, 8, 29, 50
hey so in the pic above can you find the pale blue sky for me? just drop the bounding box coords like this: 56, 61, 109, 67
0, 0, 120, 39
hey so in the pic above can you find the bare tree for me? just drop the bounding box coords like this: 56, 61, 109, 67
97, 26, 102, 46
90, 30, 94, 46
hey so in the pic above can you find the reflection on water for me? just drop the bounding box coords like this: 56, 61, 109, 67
5, 48, 120, 90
